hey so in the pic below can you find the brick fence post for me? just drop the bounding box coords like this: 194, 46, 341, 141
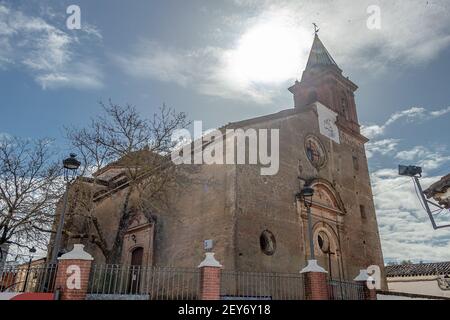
198, 252, 222, 300
354, 270, 377, 300
301, 260, 329, 300
55, 244, 93, 300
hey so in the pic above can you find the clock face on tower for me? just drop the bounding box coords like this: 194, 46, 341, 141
316, 102, 341, 144
304, 135, 327, 169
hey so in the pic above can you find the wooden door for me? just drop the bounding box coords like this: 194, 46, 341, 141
129, 247, 143, 293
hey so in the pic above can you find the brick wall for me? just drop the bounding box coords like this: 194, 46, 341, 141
303, 272, 329, 300
199, 267, 221, 300
55, 259, 92, 300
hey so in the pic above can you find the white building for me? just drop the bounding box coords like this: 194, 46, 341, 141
386, 262, 450, 299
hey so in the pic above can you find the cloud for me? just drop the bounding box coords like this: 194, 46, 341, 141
362, 106, 450, 139
366, 139, 400, 159
113, 40, 282, 104
115, 1, 450, 104
364, 107, 450, 263
112, 41, 200, 87
232, 0, 450, 70
35, 62, 103, 90
370, 142, 450, 263
0, 4, 103, 90
430, 106, 450, 117
395, 146, 428, 161
371, 169, 450, 263
396, 145, 450, 171
0, 132, 12, 142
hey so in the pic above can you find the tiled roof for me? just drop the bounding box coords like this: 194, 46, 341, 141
305, 35, 341, 71
386, 262, 450, 277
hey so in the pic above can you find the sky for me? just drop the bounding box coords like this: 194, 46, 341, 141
0, 0, 449, 264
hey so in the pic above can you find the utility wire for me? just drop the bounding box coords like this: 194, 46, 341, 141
372, 179, 411, 197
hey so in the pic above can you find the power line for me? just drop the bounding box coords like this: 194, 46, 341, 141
372, 179, 411, 197
372, 167, 449, 198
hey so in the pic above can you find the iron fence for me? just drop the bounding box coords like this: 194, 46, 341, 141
220, 270, 305, 300
88, 265, 200, 300
328, 279, 365, 300
0, 264, 57, 293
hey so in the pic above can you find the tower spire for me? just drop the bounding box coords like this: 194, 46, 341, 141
304, 31, 341, 73
289, 32, 359, 127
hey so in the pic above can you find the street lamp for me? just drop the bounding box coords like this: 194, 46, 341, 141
50, 154, 81, 264
63, 153, 82, 180
296, 185, 315, 259
23, 247, 36, 292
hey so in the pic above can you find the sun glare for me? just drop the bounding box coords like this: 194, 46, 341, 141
226, 16, 310, 85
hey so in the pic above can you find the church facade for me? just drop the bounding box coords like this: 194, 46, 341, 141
61, 34, 386, 285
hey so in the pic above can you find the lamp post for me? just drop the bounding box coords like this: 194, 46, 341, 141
23, 247, 36, 292
297, 185, 315, 260
50, 154, 80, 264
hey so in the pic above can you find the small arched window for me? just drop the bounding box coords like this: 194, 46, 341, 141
341, 92, 349, 120
341, 98, 347, 118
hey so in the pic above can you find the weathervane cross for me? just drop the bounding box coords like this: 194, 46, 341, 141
313, 23, 320, 35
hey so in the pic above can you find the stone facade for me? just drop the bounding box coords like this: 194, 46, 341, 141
55, 35, 386, 288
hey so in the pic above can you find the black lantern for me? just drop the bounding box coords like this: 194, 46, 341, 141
300, 186, 314, 208
63, 153, 81, 181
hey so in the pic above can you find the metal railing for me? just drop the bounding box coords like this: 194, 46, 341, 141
220, 270, 305, 300
328, 279, 365, 300
0, 264, 57, 293
88, 265, 200, 300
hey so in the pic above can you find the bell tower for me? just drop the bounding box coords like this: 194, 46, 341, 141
288, 32, 361, 134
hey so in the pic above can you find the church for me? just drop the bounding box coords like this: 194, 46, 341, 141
60, 33, 386, 285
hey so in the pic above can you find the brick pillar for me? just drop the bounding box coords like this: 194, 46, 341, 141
198, 252, 222, 300
55, 244, 93, 300
301, 260, 329, 300
354, 269, 377, 300
363, 286, 378, 300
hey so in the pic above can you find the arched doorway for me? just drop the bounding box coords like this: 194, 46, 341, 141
299, 179, 346, 280
129, 247, 143, 293
131, 247, 143, 266
314, 226, 340, 279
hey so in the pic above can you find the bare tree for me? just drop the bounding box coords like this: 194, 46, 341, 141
0, 136, 63, 261
65, 101, 189, 263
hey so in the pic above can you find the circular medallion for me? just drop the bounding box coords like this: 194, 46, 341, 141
304, 135, 327, 169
